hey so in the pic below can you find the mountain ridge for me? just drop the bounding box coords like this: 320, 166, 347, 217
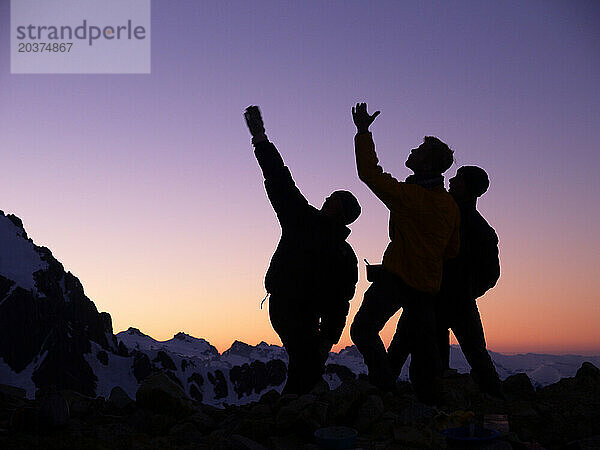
2, 209, 599, 408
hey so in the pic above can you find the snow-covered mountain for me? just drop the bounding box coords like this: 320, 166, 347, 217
2, 209, 599, 408
0, 210, 118, 398
0, 210, 288, 406
113, 325, 600, 397
111, 327, 288, 406
118, 328, 220, 360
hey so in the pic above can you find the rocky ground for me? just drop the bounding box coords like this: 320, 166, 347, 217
1, 362, 599, 450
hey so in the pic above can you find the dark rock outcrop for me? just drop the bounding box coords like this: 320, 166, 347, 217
266, 359, 286, 387
207, 370, 228, 399
187, 372, 204, 387
229, 359, 287, 400
132, 351, 152, 382
153, 350, 177, 371
325, 363, 357, 383
189, 384, 203, 402
0, 212, 115, 396
96, 350, 108, 366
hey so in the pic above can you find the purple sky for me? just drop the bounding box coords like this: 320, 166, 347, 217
1, 1, 599, 353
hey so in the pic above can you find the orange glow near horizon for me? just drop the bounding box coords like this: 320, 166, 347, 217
10, 168, 600, 358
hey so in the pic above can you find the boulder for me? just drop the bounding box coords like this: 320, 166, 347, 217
503, 373, 535, 399
136, 372, 193, 416
108, 386, 134, 409
576, 362, 600, 380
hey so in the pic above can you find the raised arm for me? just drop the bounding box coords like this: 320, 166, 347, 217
244, 106, 309, 223
352, 103, 421, 210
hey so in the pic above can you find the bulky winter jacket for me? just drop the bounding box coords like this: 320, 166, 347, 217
254, 140, 358, 342
355, 132, 460, 294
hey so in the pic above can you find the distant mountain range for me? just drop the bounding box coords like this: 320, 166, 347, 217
1, 209, 599, 407
115, 327, 600, 399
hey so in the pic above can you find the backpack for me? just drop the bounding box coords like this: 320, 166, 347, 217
466, 214, 500, 299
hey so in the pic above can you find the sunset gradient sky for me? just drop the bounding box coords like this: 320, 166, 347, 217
1, 1, 599, 354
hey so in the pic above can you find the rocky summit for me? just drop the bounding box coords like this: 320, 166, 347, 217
1, 363, 599, 449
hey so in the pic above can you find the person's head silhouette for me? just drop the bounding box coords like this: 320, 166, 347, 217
321, 190, 361, 225
405, 136, 454, 176
449, 166, 489, 202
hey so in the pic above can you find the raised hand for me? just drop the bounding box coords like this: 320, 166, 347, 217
244, 105, 267, 143
352, 102, 380, 134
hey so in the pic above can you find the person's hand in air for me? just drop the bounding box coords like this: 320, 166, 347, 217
352, 102, 380, 134
244, 105, 268, 144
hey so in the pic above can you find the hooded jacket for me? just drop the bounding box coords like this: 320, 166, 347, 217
355, 132, 460, 294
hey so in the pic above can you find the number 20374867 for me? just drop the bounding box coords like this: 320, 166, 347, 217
18, 42, 73, 53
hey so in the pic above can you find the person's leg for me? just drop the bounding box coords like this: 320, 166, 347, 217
452, 299, 503, 397
269, 295, 320, 394
387, 311, 411, 381
284, 330, 322, 394
435, 299, 452, 371
350, 273, 403, 391
404, 293, 443, 404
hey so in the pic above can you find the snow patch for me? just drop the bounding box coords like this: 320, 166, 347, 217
0, 353, 45, 399
0, 214, 48, 292
84, 342, 138, 400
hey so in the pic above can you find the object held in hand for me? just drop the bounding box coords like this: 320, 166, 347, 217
244, 105, 267, 142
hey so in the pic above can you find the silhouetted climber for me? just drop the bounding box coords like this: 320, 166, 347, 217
389, 166, 503, 397
349, 103, 460, 404
244, 106, 360, 395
